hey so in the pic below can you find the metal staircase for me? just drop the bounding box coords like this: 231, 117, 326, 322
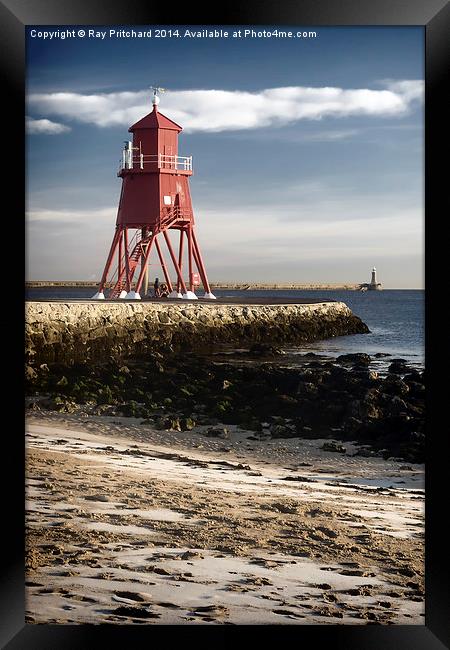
109, 238, 144, 298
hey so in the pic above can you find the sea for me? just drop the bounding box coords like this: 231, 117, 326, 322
25, 288, 425, 370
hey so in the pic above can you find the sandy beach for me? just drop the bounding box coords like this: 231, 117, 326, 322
25, 412, 424, 625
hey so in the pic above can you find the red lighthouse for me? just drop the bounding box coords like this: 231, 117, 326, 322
93, 88, 216, 300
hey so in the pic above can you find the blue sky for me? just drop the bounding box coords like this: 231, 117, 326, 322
26, 26, 424, 287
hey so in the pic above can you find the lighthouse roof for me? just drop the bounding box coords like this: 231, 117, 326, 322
129, 107, 182, 133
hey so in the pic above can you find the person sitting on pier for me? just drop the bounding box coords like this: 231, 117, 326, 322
159, 283, 169, 298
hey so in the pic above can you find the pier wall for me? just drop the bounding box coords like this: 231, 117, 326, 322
25, 301, 369, 366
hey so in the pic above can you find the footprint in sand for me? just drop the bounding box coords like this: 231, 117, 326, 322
113, 591, 152, 603
111, 605, 160, 619
272, 608, 305, 619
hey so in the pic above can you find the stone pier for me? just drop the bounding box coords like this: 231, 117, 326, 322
25, 300, 369, 366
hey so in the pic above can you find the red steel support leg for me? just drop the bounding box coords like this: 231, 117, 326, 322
98, 227, 121, 292
163, 230, 188, 295
124, 229, 131, 292
187, 226, 194, 291
192, 243, 206, 290
118, 232, 123, 279
154, 236, 173, 292
191, 228, 212, 294
134, 236, 155, 294
176, 229, 184, 294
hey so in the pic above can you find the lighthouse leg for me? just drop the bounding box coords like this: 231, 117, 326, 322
187, 226, 194, 292
118, 233, 123, 278
180, 226, 197, 299
191, 229, 216, 299
130, 236, 155, 299
124, 230, 142, 298
154, 235, 173, 293
162, 230, 189, 296
93, 227, 121, 299
177, 230, 184, 294
124, 228, 131, 293
172, 230, 184, 297
116, 233, 128, 298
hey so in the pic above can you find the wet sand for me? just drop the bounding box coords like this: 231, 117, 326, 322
26, 413, 424, 625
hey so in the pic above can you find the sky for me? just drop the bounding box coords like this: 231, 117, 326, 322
26, 26, 424, 288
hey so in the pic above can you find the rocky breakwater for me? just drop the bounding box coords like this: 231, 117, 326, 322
25, 300, 368, 367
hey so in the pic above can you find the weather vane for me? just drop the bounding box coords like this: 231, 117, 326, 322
150, 86, 166, 103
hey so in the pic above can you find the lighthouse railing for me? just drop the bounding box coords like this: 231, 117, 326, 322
119, 153, 193, 172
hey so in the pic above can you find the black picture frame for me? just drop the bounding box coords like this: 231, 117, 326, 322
3, 0, 449, 646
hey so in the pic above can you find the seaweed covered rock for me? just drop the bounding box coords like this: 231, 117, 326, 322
25, 345, 424, 463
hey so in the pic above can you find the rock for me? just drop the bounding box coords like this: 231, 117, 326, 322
382, 375, 410, 396
180, 417, 196, 431
406, 382, 425, 397
386, 396, 408, 416
388, 361, 409, 374
297, 382, 319, 397
204, 426, 229, 438
361, 403, 383, 419
270, 423, 296, 438
181, 551, 204, 560
403, 370, 423, 384
25, 365, 38, 381
342, 417, 363, 434
156, 416, 182, 431
248, 343, 285, 356
321, 441, 346, 453
336, 353, 371, 366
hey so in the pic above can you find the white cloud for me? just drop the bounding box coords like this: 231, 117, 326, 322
301, 129, 361, 141
27, 81, 423, 133
27, 206, 115, 223
26, 116, 71, 134
379, 79, 424, 104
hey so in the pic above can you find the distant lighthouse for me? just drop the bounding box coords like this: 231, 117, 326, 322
360, 266, 382, 291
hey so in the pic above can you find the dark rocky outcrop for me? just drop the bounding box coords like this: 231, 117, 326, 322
26, 348, 424, 463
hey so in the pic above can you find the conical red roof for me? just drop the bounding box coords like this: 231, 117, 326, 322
129, 106, 182, 132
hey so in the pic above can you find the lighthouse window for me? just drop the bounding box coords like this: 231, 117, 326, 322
163, 196, 172, 206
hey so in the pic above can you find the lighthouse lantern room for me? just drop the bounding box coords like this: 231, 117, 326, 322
93, 88, 216, 300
